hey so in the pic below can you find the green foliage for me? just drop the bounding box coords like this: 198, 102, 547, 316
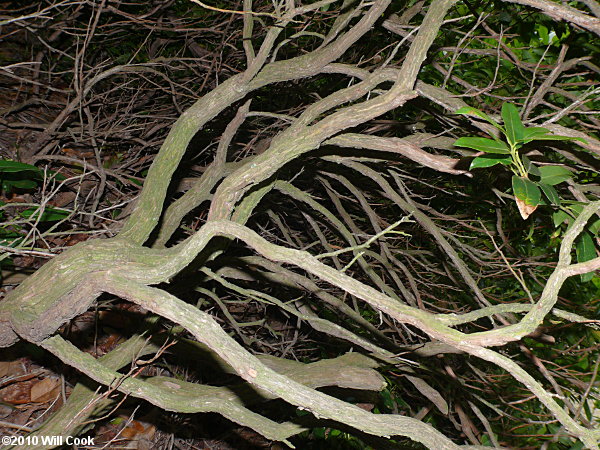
469, 154, 512, 169
454, 103, 585, 207
576, 231, 596, 282
538, 166, 573, 186
501, 103, 525, 145
511, 176, 541, 206
0, 161, 68, 222
0, 160, 66, 195
19, 206, 69, 222
454, 137, 510, 154
0, 161, 69, 279
0, 160, 43, 194
455, 103, 597, 281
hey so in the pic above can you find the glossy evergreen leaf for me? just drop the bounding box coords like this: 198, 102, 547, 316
523, 127, 549, 135
589, 219, 600, 236
539, 165, 572, 185
569, 204, 584, 216
524, 134, 587, 144
48, 170, 67, 182
20, 207, 69, 222
513, 176, 541, 219
502, 103, 525, 145
536, 25, 549, 45
6, 179, 38, 190
537, 182, 560, 205
522, 155, 541, 177
576, 231, 597, 282
0, 160, 41, 174
469, 155, 512, 169
455, 137, 510, 154
520, 127, 550, 143
552, 210, 570, 227
512, 176, 541, 206
454, 107, 503, 131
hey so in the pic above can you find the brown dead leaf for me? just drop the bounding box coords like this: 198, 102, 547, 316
96, 333, 126, 355
356, 402, 375, 411
0, 381, 31, 404
120, 419, 156, 449
516, 197, 537, 220
0, 360, 25, 378
121, 420, 146, 439
1, 372, 38, 386
30, 377, 61, 403
98, 310, 132, 329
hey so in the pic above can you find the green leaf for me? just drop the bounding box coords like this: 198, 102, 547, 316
583, 400, 593, 422
526, 134, 587, 144
552, 210, 570, 227
539, 165, 572, 185
524, 127, 550, 135
454, 137, 510, 154
502, 103, 525, 145
469, 155, 512, 169
520, 127, 551, 143
48, 170, 67, 182
569, 204, 584, 216
537, 182, 560, 205
454, 106, 504, 132
536, 25, 549, 45
512, 176, 541, 206
312, 427, 326, 439
0, 160, 42, 175
20, 206, 69, 222
576, 231, 597, 282
588, 219, 600, 236
0, 229, 21, 238
577, 355, 589, 370
521, 155, 541, 177
6, 179, 38, 190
